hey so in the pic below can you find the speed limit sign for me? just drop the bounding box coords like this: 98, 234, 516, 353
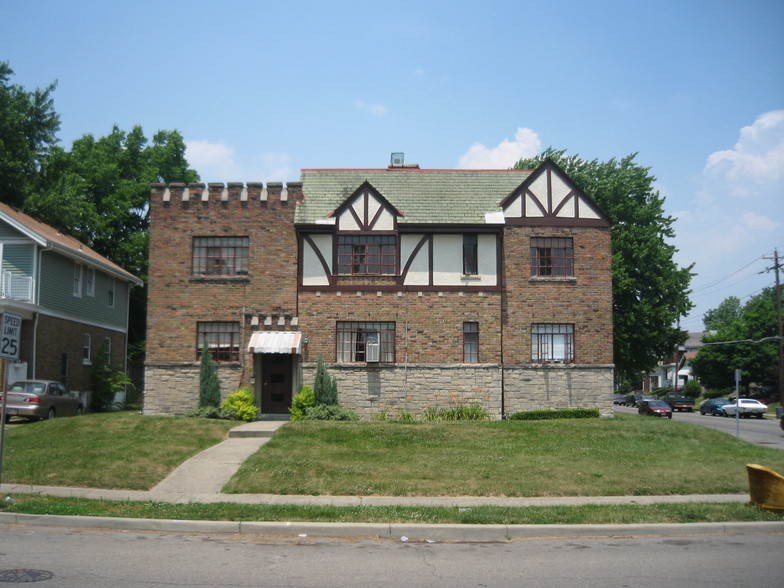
0, 312, 21, 360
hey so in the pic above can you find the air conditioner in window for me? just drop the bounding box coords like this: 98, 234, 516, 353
366, 341, 380, 363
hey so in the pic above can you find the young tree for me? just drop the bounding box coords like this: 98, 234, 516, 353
0, 62, 60, 208
514, 149, 694, 381
198, 343, 221, 409
313, 356, 338, 406
703, 296, 742, 332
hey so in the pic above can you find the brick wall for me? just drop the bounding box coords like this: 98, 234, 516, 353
144, 182, 301, 413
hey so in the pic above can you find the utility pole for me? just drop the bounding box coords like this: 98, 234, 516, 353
763, 249, 783, 406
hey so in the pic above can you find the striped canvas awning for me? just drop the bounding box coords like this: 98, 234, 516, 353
247, 331, 302, 354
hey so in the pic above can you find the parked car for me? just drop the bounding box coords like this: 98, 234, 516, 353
663, 392, 694, 412
699, 398, 730, 416
613, 394, 627, 405
638, 399, 673, 419
1, 380, 83, 422
722, 398, 768, 419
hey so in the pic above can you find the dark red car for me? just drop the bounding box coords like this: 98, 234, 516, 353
638, 399, 673, 419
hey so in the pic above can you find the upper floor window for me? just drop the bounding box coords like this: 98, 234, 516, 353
85, 267, 95, 297
530, 237, 573, 277
336, 321, 395, 362
463, 321, 479, 363
73, 263, 83, 297
463, 234, 478, 275
107, 278, 115, 308
336, 235, 396, 275
197, 322, 241, 362
531, 323, 574, 363
193, 237, 249, 276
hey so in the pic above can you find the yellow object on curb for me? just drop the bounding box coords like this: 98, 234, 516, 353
747, 464, 784, 512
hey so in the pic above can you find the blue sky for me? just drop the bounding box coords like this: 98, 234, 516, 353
3, 0, 783, 332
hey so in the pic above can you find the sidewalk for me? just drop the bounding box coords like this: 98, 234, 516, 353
1, 420, 779, 542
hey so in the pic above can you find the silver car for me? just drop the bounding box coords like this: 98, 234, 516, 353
2, 380, 83, 422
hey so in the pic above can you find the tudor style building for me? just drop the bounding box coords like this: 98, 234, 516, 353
144, 158, 614, 418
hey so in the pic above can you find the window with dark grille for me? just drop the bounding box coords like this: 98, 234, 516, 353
336, 235, 396, 275
530, 237, 573, 276
463, 234, 478, 275
531, 324, 574, 363
197, 322, 241, 362
336, 321, 395, 362
463, 321, 479, 363
193, 237, 249, 276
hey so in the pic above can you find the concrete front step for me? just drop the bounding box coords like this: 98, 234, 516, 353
227, 420, 288, 438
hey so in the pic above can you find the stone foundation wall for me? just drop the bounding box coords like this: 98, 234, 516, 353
143, 363, 243, 416
302, 362, 613, 420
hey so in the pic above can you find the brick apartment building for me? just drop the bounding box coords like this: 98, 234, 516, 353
144, 157, 614, 418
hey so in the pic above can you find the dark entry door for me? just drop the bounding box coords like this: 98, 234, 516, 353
261, 354, 293, 413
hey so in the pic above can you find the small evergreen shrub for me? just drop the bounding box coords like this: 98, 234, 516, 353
508, 408, 599, 421
220, 388, 258, 422
303, 404, 359, 421
198, 343, 221, 409
290, 386, 316, 421
187, 406, 222, 419
313, 356, 338, 406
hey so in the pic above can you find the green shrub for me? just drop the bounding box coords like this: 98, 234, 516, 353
90, 349, 134, 412
198, 343, 221, 409
303, 404, 359, 421
220, 388, 257, 422
682, 379, 702, 399
396, 410, 416, 423
508, 408, 599, 421
313, 356, 338, 406
290, 386, 316, 421
187, 406, 222, 419
422, 403, 489, 421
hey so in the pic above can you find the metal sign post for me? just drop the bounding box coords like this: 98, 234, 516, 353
0, 312, 21, 491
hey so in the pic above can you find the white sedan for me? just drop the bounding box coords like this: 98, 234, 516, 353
722, 398, 768, 419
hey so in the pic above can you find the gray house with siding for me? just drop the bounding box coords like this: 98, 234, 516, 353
0, 202, 142, 402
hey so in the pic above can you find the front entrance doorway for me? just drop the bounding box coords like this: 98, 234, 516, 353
260, 354, 293, 414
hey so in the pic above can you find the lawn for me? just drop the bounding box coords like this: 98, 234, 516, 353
224, 416, 784, 496
0, 412, 236, 489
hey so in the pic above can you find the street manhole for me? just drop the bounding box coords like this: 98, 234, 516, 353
0, 569, 54, 583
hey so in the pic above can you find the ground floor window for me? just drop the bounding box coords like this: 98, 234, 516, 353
197, 322, 241, 362
336, 321, 395, 363
531, 323, 574, 363
463, 322, 479, 363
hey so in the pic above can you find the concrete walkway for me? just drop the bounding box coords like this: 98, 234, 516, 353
2, 419, 781, 541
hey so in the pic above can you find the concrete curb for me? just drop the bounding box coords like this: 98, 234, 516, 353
1, 512, 782, 541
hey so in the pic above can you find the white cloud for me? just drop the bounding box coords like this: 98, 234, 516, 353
354, 100, 388, 117
704, 109, 784, 187
671, 110, 784, 329
457, 127, 542, 169
186, 140, 293, 182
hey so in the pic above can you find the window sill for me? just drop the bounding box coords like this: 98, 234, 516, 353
190, 275, 251, 283
460, 274, 482, 281
529, 276, 576, 283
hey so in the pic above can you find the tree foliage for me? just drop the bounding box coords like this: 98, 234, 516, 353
514, 149, 694, 380
690, 288, 779, 390
0, 62, 60, 208
702, 296, 742, 332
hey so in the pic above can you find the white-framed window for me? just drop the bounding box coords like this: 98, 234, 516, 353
73, 263, 83, 297
82, 333, 92, 365
336, 321, 395, 362
107, 278, 115, 308
531, 324, 574, 363
85, 267, 95, 296
103, 337, 112, 364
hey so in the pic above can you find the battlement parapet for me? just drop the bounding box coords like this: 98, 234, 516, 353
151, 181, 303, 207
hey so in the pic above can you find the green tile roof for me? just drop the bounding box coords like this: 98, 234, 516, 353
295, 168, 532, 225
